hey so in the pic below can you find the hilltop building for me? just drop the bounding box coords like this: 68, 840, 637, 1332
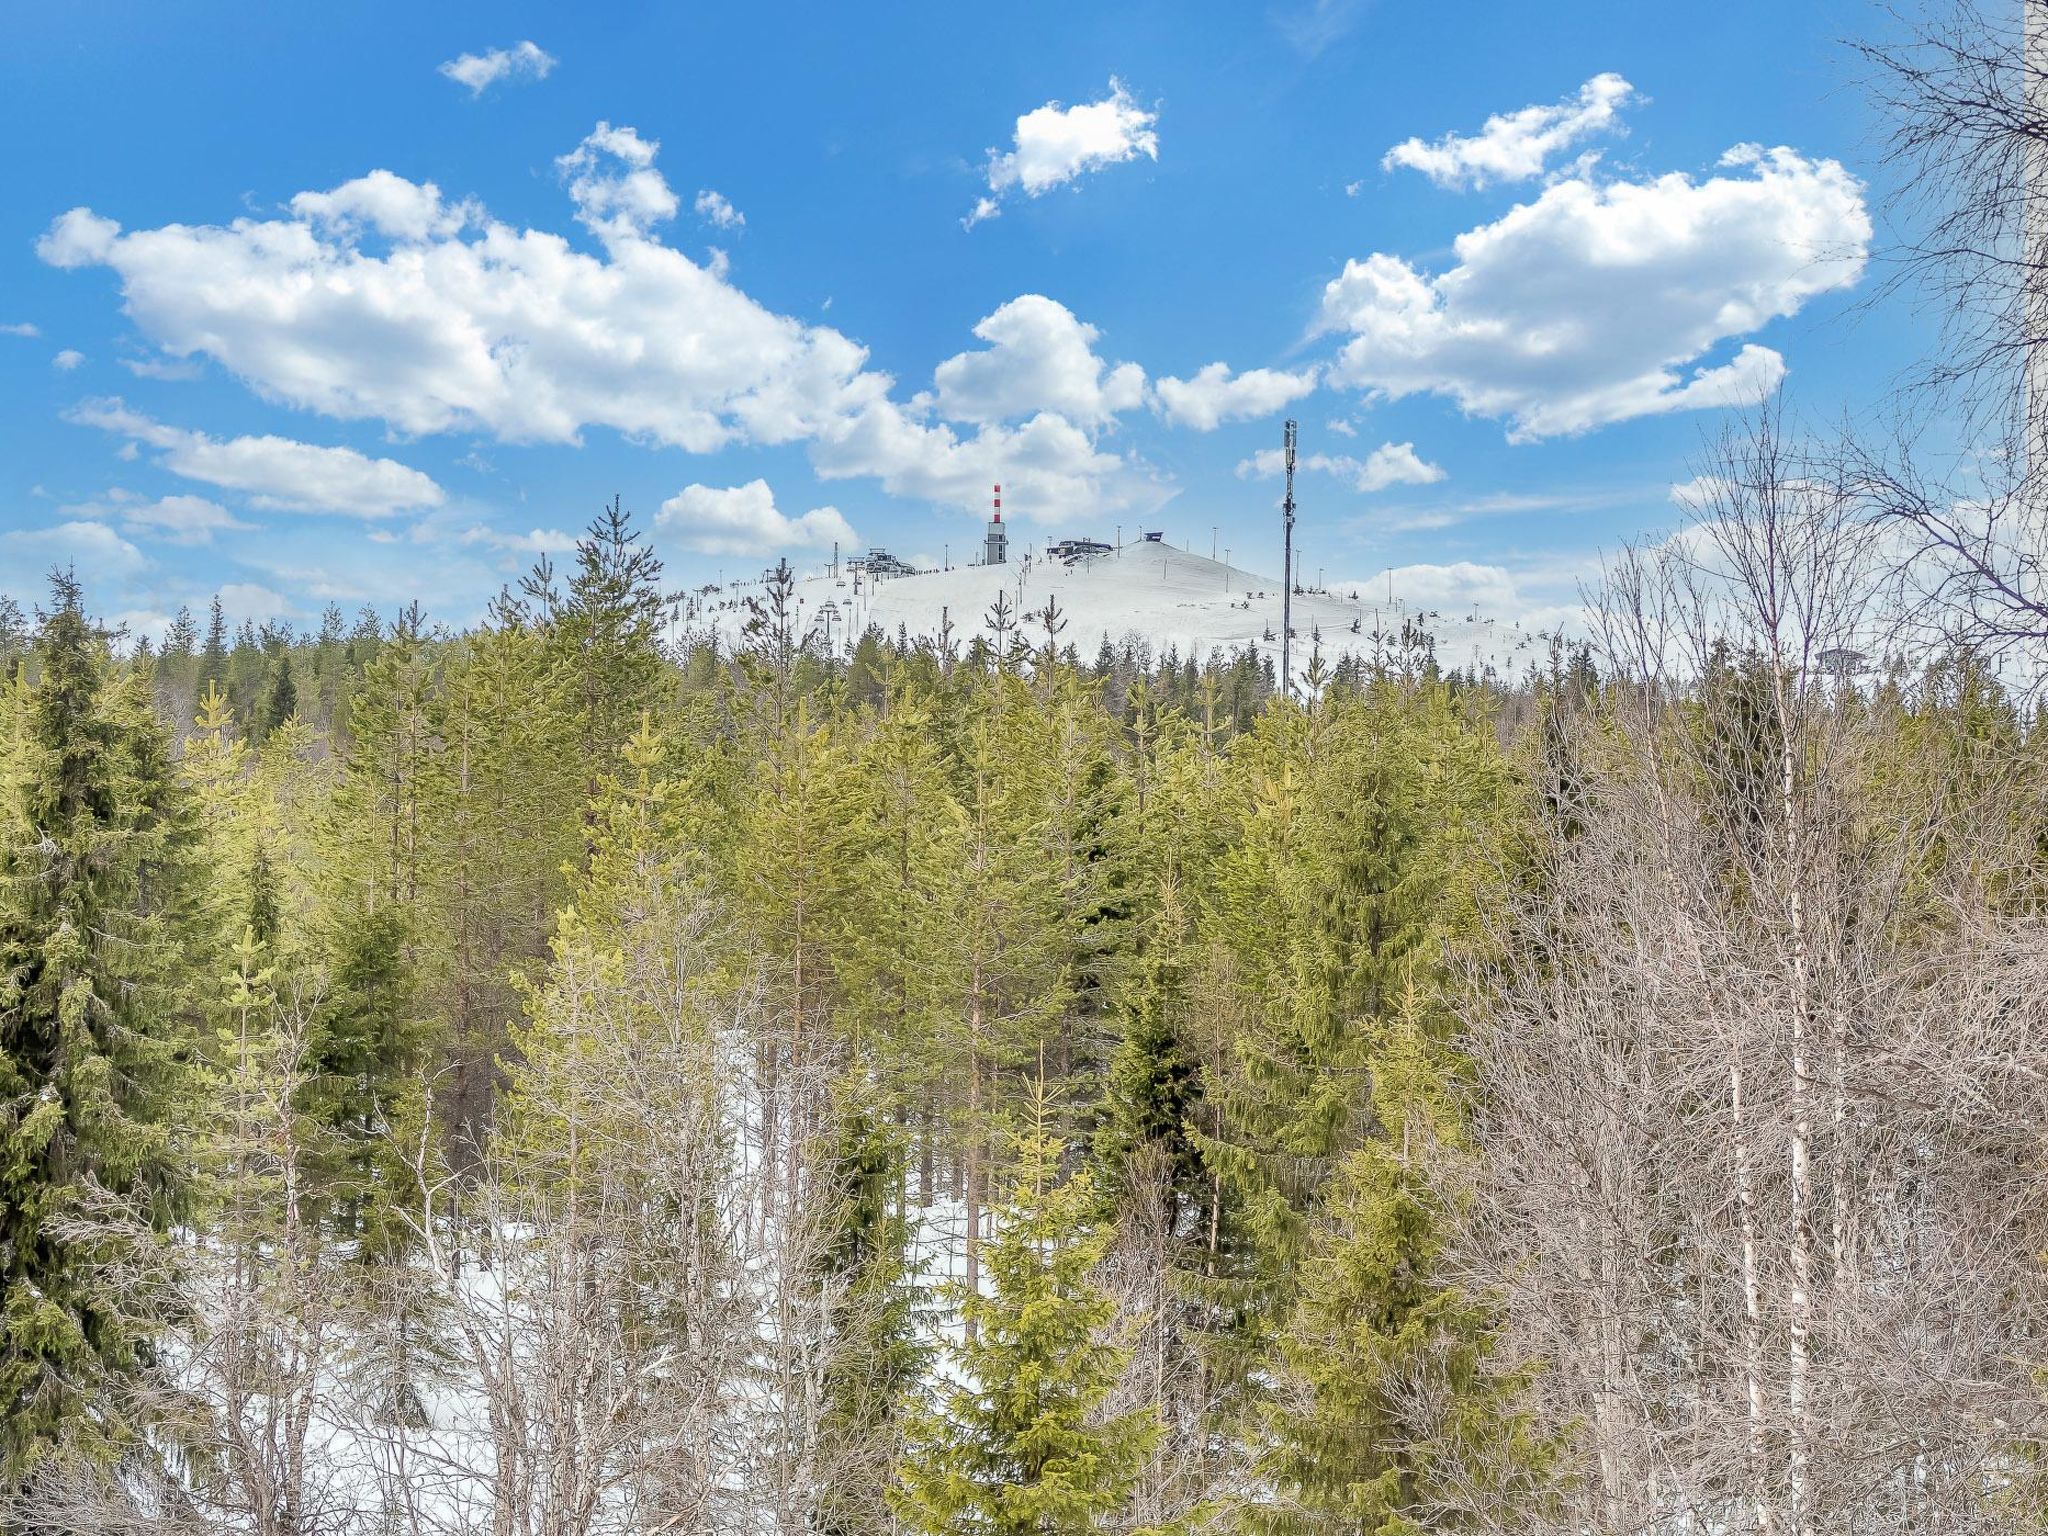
1048, 537, 1113, 564
851, 548, 918, 579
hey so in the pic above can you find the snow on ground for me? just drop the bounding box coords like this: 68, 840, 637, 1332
674, 539, 1544, 681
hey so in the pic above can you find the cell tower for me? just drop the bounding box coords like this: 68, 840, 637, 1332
1280, 419, 1297, 701
986, 483, 1008, 565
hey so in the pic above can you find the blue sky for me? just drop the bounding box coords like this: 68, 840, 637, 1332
1, 0, 1926, 640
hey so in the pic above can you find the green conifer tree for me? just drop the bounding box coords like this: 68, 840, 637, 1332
816, 1091, 926, 1536
256, 651, 298, 742
0, 577, 199, 1480
521, 497, 668, 831
1251, 984, 1554, 1536
305, 612, 443, 1250
1094, 879, 1206, 1238
198, 593, 229, 692
895, 1084, 1162, 1536
433, 602, 582, 1147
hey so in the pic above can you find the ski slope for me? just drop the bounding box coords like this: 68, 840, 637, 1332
677, 541, 1527, 678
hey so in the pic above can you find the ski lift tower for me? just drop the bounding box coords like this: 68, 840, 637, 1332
1280, 419, 1297, 701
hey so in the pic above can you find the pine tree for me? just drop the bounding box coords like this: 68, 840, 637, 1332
0, 577, 199, 1480
894, 1084, 1162, 1536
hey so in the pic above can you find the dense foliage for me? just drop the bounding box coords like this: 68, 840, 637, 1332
3, 457, 2047, 1536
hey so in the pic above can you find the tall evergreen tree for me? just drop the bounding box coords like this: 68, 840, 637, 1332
522, 497, 668, 828
0, 598, 27, 670
1094, 879, 1207, 1240
432, 602, 582, 1146
305, 612, 443, 1249
1194, 689, 1507, 1409
0, 578, 199, 1480
895, 1085, 1162, 1536
816, 1091, 925, 1536
198, 592, 229, 692
1252, 985, 1553, 1536
256, 651, 298, 742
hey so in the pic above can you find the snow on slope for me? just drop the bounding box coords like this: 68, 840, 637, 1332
676, 541, 1535, 679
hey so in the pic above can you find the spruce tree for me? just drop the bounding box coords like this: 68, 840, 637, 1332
228, 618, 265, 719
0, 577, 199, 1480
1253, 985, 1553, 1536
816, 1092, 925, 1536
183, 679, 255, 959
0, 598, 26, 670
256, 651, 298, 742
931, 679, 1069, 1313
521, 497, 668, 828
894, 1085, 1161, 1536
305, 612, 443, 1249
1194, 688, 1508, 1407
161, 605, 196, 660
199, 592, 229, 691
1094, 880, 1206, 1239
433, 602, 582, 1147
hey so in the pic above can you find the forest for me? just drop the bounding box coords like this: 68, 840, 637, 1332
8, 8, 2048, 1536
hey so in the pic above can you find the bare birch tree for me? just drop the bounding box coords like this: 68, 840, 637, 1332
1458, 405, 2048, 1535
1852, 0, 2048, 656
7, 945, 379, 1535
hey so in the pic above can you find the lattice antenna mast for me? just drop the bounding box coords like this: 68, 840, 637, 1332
1280, 418, 1297, 701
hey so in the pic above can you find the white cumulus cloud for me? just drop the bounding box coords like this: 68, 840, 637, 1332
657, 480, 857, 557
1345, 559, 1587, 641
558, 122, 680, 242
67, 399, 445, 517
1318, 145, 1870, 440
1383, 73, 1637, 191
1237, 440, 1445, 493
439, 40, 555, 96
52, 349, 85, 371
461, 524, 580, 556
2, 321, 39, 338
1154, 362, 1319, 430
292, 170, 476, 242
934, 295, 1145, 426
967, 78, 1158, 227
813, 403, 1165, 524
217, 582, 295, 621
38, 137, 1165, 524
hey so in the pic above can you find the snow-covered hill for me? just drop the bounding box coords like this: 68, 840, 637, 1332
675, 540, 1531, 678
